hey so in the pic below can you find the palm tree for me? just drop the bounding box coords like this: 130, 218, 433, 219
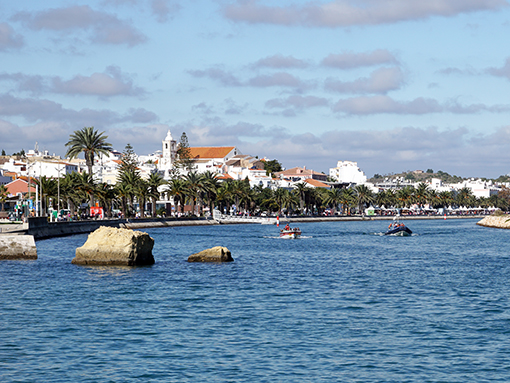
0, 185, 8, 211
167, 178, 187, 215
147, 173, 165, 217
200, 171, 220, 216
65, 127, 112, 176
340, 188, 356, 215
395, 186, 414, 209
413, 182, 429, 210
437, 191, 454, 209
133, 179, 149, 218
95, 182, 116, 218
322, 187, 343, 214
354, 184, 374, 215
294, 182, 309, 214
33, 176, 57, 217
74, 172, 96, 208
115, 182, 132, 218
183, 171, 203, 216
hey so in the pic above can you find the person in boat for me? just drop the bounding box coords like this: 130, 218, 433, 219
284, 224, 291, 231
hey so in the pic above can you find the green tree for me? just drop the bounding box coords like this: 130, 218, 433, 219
167, 178, 187, 215
413, 182, 430, 209
294, 182, 309, 214
1, 149, 5, 156
117, 144, 142, 217
263, 159, 283, 177
175, 132, 195, 173
0, 185, 8, 211
322, 187, 343, 214
354, 184, 374, 215
147, 172, 165, 217
65, 127, 112, 176
200, 171, 220, 216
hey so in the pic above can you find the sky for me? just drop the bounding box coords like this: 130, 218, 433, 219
2, 0, 510, 178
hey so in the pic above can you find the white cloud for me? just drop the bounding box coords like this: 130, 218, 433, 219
223, 0, 508, 27
322, 50, 398, 69
0, 23, 24, 51
252, 54, 309, 69
13, 5, 147, 46
0, 67, 145, 98
325, 67, 405, 94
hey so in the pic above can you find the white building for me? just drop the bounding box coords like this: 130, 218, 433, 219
329, 161, 367, 185
26, 160, 78, 178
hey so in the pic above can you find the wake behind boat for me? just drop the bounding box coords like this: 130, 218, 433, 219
385, 216, 412, 236
280, 224, 302, 239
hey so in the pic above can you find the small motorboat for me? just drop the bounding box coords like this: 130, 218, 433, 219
279, 224, 302, 239
385, 217, 412, 236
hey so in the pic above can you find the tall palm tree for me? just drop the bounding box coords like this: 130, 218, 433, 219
322, 187, 343, 214
167, 178, 187, 215
0, 185, 8, 211
183, 171, 203, 216
65, 127, 112, 176
74, 172, 96, 208
354, 184, 374, 215
340, 188, 356, 215
95, 182, 116, 218
395, 186, 414, 209
413, 182, 429, 210
115, 182, 132, 218
133, 179, 149, 218
147, 172, 165, 217
33, 176, 57, 217
294, 182, 309, 214
200, 171, 220, 216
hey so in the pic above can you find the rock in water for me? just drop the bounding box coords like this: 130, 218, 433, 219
188, 246, 233, 262
0, 235, 37, 260
72, 226, 155, 266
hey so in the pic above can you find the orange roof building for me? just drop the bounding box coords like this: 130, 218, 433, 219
5, 179, 36, 197
274, 166, 327, 182
188, 147, 238, 161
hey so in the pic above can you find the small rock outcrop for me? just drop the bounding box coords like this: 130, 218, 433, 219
188, 246, 233, 263
477, 216, 510, 229
0, 235, 37, 260
72, 226, 154, 266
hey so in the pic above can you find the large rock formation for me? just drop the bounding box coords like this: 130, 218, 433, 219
477, 216, 510, 229
188, 246, 233, 263
72, 226, 154, 266
0, 235, 37, 260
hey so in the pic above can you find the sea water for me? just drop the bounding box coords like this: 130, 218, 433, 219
1, 218, 510, 382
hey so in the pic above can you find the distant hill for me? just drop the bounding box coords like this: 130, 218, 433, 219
368, 170, 510, 184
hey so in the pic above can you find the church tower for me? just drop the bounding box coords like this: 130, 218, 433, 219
160, 130, 177, 172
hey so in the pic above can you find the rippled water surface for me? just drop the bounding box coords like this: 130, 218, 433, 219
2, 218, 510, 382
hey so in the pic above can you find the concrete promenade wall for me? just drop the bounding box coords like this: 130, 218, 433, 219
26, 216, 219, 240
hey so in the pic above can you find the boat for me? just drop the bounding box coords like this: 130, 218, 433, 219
385, 217, 412, 236
279, 224, 302, 239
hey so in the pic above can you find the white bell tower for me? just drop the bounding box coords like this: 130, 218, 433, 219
160, 130, 177, 171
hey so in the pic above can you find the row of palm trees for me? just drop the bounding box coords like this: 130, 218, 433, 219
28, 172, 507, 219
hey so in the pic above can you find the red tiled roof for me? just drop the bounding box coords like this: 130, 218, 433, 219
188, 147, 235, 160
216, 173, 233, 180
6, 179, 36, 195
304, 179, 330, 188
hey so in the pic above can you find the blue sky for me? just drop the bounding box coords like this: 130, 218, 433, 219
2, 0, 510, 178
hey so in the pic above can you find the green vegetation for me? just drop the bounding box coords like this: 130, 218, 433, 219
263, 159, 282, 177
65, 127, 112, 176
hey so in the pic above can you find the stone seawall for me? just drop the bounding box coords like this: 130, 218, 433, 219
0, 235, 37, 259
26, 217, 219, 240
476, 216, 510, 229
